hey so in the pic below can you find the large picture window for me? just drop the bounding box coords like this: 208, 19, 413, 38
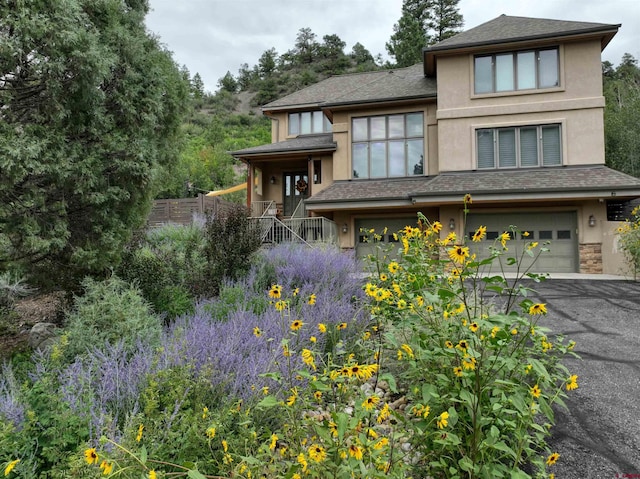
352, 113, 424, 179
288, 111, 332, 136
476, 124, 562, 169
474, 47, 559, 94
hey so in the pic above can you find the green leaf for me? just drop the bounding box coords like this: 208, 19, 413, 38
336, 412, 349, 440
510, 468, 532, 479
422, 383, 439, 401
139, 445, 147, 464
458, 456, 474, 472
310, 380, 331, 392
492, 440, 516, 459
187, 471, 208, 479
257, 395, 280, 408
437, 288, 457, 299
458, 388, 474, 408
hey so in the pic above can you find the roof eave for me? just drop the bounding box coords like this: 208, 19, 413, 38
411, 186, 640, 204
231, 145, 336, 161
323, 94, 437, 110
423, 25, 620, 76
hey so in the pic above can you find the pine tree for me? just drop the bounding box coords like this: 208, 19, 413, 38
387, 0, 464, 67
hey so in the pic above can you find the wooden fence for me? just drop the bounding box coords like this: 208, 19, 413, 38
147, 194, 237, 227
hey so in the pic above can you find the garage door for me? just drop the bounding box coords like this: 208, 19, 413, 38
466, 212, 578, 273
355, 217, 417, 259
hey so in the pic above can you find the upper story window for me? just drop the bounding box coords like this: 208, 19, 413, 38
352, 112, 424, 179
474, 47, 559, 94
476, 124, 562, 169
288, 111, 332, 136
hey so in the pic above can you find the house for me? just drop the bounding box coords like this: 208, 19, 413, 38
231, 14, 640, 274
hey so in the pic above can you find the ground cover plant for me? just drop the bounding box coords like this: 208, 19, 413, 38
0, 197, 579, 478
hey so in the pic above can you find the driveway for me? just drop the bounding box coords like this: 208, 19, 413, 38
524, 279, 640, 478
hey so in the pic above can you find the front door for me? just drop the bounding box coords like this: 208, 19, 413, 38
283, 172, 309, 216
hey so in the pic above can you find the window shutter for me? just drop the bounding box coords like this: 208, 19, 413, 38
542, 125, 561, 166
498, 129, 516, 168
476, 130, 495, 169
519, 127, 538, 166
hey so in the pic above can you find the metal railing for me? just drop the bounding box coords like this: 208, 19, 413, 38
251, 200, 277, 218
256, 216, 309, 245
290, 199, 306, 219
251, 201, 339, 246
285, 216, 338, 244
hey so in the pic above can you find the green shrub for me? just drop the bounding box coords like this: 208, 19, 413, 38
202, 205, 262, 296
62, 276, 162, 359
617, 204, 640, 280
118, 223, 207, 317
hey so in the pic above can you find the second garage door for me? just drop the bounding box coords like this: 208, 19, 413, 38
465, 212, 578, 273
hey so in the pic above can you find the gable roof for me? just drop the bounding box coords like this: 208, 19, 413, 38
262, 64, 436, 113
423, 15, 619, 75
305, 166, 640, 209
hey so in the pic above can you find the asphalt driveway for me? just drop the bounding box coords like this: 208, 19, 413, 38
523, 279, 640, 479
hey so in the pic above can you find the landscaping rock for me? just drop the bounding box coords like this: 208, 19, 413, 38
28, 322, 58, 351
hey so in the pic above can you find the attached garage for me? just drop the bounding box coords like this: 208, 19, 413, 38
355, 217, 417, 259
465, 212, 578, 273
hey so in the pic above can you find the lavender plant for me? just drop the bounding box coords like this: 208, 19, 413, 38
0, 242, 369, 477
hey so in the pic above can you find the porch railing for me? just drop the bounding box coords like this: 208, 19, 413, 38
251, 200, 277, 218
256, 216, 309, 246
285, 216, 338, 244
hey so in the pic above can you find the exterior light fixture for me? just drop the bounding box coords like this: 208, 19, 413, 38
270, 176, 276, 185
449, 218, 455, 230
342, 223, 348, 234
588, 214, 596, 227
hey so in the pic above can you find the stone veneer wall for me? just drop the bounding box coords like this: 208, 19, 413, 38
579, 243, 603, 274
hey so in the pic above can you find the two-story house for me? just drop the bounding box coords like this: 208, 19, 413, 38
231, 15, 640, 274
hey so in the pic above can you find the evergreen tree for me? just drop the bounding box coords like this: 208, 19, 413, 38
387, 0, 464, 67
258, 48, 278, 78
0, 0, 189, 289
192, 72, 205, 99
427, 0, 464, 42
294, 27, 319, 65
386, 11, 428, 67
218, 71, 239, 93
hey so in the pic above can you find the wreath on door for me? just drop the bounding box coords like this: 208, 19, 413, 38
295, 178, 308, 194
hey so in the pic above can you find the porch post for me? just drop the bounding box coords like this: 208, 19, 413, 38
246, 159, 252, 208
307, 155, 313, 197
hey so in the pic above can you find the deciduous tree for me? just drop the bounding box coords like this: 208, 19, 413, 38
604, 54, 640, 178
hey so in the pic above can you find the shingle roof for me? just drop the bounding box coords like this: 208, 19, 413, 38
425, 15, 619, 53
305, 166, 640, 206
230, 133, 336, 158
262, 64, 436, 111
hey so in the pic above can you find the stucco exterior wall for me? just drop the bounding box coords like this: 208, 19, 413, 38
437, 108, 605, 171
434, 39, 606, 173
435, 41, 604, 111
330, 103, 436, 182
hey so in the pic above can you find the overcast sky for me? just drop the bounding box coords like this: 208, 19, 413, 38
145, 0, 640, 93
